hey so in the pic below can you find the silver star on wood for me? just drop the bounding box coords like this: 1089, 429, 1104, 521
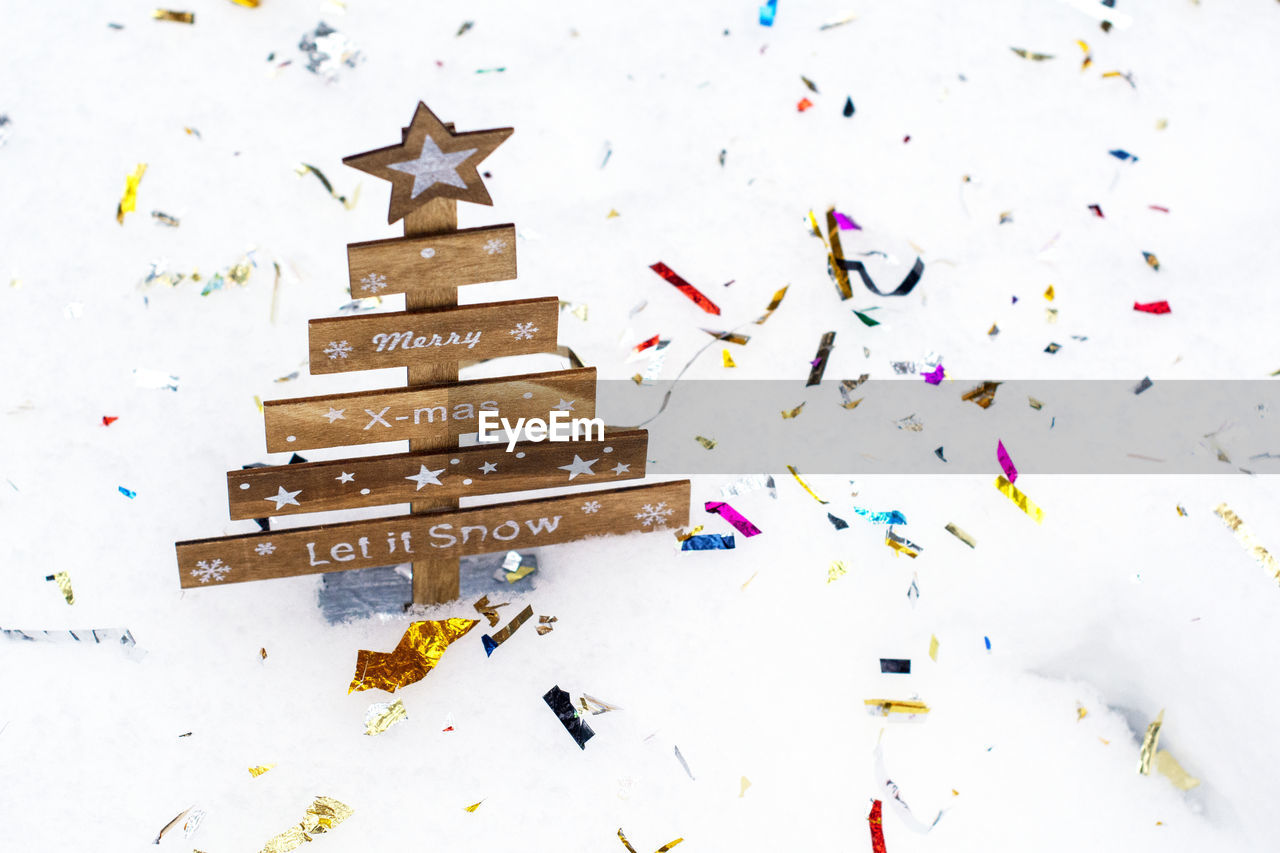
336, 472, 355, 483
555, 399, 576, 411
405, 465, 445, 490
388, 136, 477, 199
611, 462, 631, 475
557, 454, 598, 480
479, 461, 497, 474
264, 486, 301, 510
324, 407, 346, 423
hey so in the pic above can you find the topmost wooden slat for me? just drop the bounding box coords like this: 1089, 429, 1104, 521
347, 223, 517, 299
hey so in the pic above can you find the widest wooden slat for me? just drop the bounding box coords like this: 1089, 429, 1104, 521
227, 429, 648, 519
177, 480, 691, 589
346, 223, 516, 298
308, 297, 559, 375
261, 367, 597, 453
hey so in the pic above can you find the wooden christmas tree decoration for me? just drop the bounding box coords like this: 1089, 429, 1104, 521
175, 102, 691, 604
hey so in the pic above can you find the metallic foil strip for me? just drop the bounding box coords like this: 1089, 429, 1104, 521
618, 828, 640, 853
787, 465, 828, 503
544, 684, 594, 749
674, 525, 704, 542
1010, 46, 1054, 60
47, 571, 74, 604
348, 618, 478, 693
152, 9, 195, 23
363, 698, 407, 736
807, 331, 836, 386
650, 262, 720, 315
885, 530, 920, 558
874, 739, 945, 833
868, 800, 887, 853
1155, 749, 1200, 790
865, 699, 930, 716
943, 523, 976, 548
828, 512, 849, 530
806, 210, 827, 244
115, 163, 147, 224
481, 604, 533, 656
695, 435, 717, 450
248, 764, 276, 777
655, 840, 685, 852
781, 402, 805, 419
824, 209, 854, 300
839, 256, 925, 297
828, 560, 848, 583
880, 659, 911, 674
720, 474, 776, 499
1213, 503, 1279, 581
855, 508, 907, 525
472, 594, 509, 628
154, 806, 193, 843
536, 625, 554, 635
260, 796, 353, 853
702, 328, 750, 345
961, 381, 1000, 408
299, 22, 363, 79
464, 800, 482, 812
681, 534, 734, 551
296, 163, 354, 208
151, 210, 180, 227
996, 440, 1018, 483
994, 475, 1044, 523
1138, 710, 1163, 775
755, 286, 789, 324
704, 501, 761, 536
928, 635, 939, 661
230, 0, 262, 6
674, 745, 695, 780
581, 693, 622, 715
840, 375, 870, 408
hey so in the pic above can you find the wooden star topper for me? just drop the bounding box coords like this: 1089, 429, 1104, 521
343, 102, 513, 224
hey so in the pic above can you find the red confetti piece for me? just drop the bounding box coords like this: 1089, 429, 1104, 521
1149, 205, 1170, 213
797, 97, 814, 112
1088, 204, 1104, 217
868, 800, 887, 853
650, 262, 721, 315
633, 334, 660, 354
102, 416, 119, 426
1134, 300, 1171, 314
902, 135, 911, 143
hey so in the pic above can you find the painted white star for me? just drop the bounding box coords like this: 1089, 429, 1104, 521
336, 472, 355, 483
264, 486, 301, 510
555, 399, 576, 411
387, 136, 477, 199
324, 407, 346, 423
405, 465, 445, 490
479, 461, 497, 474
611, 462, 631, 475
558, 454, 598, 480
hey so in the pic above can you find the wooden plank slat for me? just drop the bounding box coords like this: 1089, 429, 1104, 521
177, 480, 691, 589
262, 367, 597, 453
227, 429, 648, 520
347, 223, 516, 298
308, 297, 559, 375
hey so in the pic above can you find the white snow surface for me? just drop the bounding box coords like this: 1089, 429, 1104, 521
3, 1, 1280, 851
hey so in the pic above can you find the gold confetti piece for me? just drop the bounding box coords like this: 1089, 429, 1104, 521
1010, 46, 1054, 60
1046, 307, 1059, 323
484, 604, 533, 652
505, 563, 537, 583
722, 349, 736, 368
695, 435, 717, 450
580, 693, 624, 715
674, 525, 704, 542
295, 163, 357, 209
928, 635, 939, 662
1155, 118, 1168, 130
1155, 749, 1200, 790
961, 381, 1000, 409
536, 625, 554, 635
702, 328, 751, 345
842, 397, 864, 410
48, 571, 74, 604
787, 465, 828, 504
1028, 397, 1043, 410
1214, 503, 1280, 582
539, 615, 557, 624
994, 475, 1044, 523
473, 595, 509, 628
229, 0, 261, 6
1044, 284, 1055, 301
617, 829, 684, 853
1077, 705, 1088, 721
260, 796, 353, 853
739, 776, 751, 797
806, 210, 827, 244
152, 9, 195, 23
781, 402, 805, 419
571, 303, 589, 322
884, 531, 919, 558
607, 208, 620, 218
1138, 710, 1163, 775
864, 699, 931, 716
944, 523, 976, 548
755, 285, 789, 324
348, 618, 477, 693
1176, 505, 1187, 517
987, 323, 999, 337
1099, 737, 1110, 745
115, 163, 147, 224
1077, 39, 1092, 70
153, 806, 193, 844
824, 208, 853, 300
254, 394, 264, 414
827, 560, 847, 583
363, 698, 408, 736
249, 764, 276, 777
464, 800, 483, 812
260, 647, 268, 660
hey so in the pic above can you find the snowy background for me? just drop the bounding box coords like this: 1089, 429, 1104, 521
3, 0, 1280, 850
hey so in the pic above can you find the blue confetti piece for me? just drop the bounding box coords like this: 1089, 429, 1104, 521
827, 512, 849, 531
1108, 148, 1138, 162
481, 634, 498, 656
983, 636, 992, 651
853, 507, 907, 525
118, 486, 136, 499
759, 0, 777, 26
681, 534, 735, 551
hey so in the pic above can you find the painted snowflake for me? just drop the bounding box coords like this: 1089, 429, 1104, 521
359, 272, 388, 294
509, 322, 539, 341
191, 558, 230, 583
635, 502, 675, 527
255, 543, 276, 556
323, 340, 352, 360
581, 500, 601, 514
483, 238, 508, 255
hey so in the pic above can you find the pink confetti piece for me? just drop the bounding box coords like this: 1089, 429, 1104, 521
704, 501, 762, 537
996, 440, 1018, 484
921, 364, 944, 385
1133, 300, 1171, 314
833, 211, 861, 231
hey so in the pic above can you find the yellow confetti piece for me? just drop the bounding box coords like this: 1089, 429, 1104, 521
1176, 505, 1187, 517
348, 619, 477, 694
1046, 307, 1059, 323
151, 9, 195, 23
864, 699, 931, 716
722, 349, 736, 368
755, 285, 789, 324
739, 776, 752, 797
1138, 710, 1163, 775
48, 571, 75, 605
1028, 397, 1043, 410
254, 394, 264, 414
740, 571, 758, 591
571, 303, 589, 322
229, 0, 261, 7
928, 635, 939, 661
674, 525, 704, 542
827, 560, 847, 583
806, 210, 827, 244
363, 698, 408, 736
695, 436, 717, 450
994, 475, 1044, 523
1156, 118, 1168, 130
260, 796, 353, 853
249, 764, 276, 777
787, 465, 828, 504
944, 523, 976, 548
115, 163, 147, 224
1077, 705, 1088, 721
464, 800, 483, 813
1044, 284, 1055, 301
781, 402, 805, 419
1155, 749, 1200, 790
505, 563, 537, 583
987, 323, 999, 336
618, 829, 685, 853
1214, 503, 1280, 582
607, 208, 620, 218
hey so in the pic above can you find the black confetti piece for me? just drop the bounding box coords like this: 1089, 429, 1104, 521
838, 257, 925, 297
880, 658, 912, 674
544, 685, 595, 749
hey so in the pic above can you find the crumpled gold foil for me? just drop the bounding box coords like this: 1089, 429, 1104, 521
260, 796, 353, 853
944, 523, 976, 548
755, 286, 789, 325
994, 475, 1044, 523
864, 699, 931, 716
115, 163, 147, 224
1214, 503, 1280, 582
1138, 709, 1163, 775
48, 571, 75, 604
348, 618, 477, 694
473, 595, 509, 628
363, 698, 408, 736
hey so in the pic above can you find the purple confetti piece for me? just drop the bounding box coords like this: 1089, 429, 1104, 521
921, 364, 944, 385
996, 440, 1018, 484
833, 211, 861, 231
704, 501, 762, 537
